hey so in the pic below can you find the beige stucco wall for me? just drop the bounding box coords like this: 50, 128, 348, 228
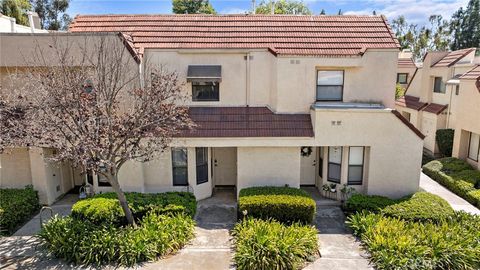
145, 48, 399, 113
236, 147, 300, 195
452, 80, 480, 170
0, 148, 32, 188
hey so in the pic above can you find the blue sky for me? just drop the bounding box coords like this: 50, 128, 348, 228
68, 0, 468, 25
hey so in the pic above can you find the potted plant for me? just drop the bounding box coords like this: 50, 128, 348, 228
329, 183, 337, 193
322, 184, 330, 196
340, 184, 356, 202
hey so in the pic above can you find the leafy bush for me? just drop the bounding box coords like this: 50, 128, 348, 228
39, 212, 195, 266
436, 129, 454, 157
451, 170, 480, 188
233, 218, 318, 270
238, 187, 316, 224
343, 194, 396, 214
0, 186, 40, 235
72, 198, 124, 225
347, 211, 480, 270
239, 186, 311, 198
423, 158, 479, 209
72, 192, 196, 224
382, 192, 454, 222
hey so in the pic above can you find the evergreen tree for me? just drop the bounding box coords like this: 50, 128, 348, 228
255, 0, 311, 15
450, 0, 480, 50
31, 0, 71, 30
319, 9, 325, 15
0, 0, 31, 26
172, 0, 216, 14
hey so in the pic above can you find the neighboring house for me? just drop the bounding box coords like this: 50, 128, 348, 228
0, 12, 47, 33
395, 48, 478, 156
1, 15, 425, 203
0, 33, 139, 204
452, 66, 480, 170
397, 50, 417, 88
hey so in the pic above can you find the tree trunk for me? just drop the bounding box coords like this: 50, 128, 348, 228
108, 174, 136, 226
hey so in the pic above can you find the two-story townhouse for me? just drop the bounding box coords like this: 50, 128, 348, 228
1, 15, 425, 203
395, 48, 478, 156
452, 66, 480, 170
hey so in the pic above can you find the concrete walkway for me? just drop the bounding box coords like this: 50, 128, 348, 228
139, 189, 236, 270
303, 187, 373, 270
420, 172, 480, 215
13, 194, 79, 236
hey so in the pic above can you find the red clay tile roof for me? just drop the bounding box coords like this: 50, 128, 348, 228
398, 58, 416, 68
176, 106, 314, 137
395, 95, 428, 111
391, 110, 425, 139
422, 103, 448, 115
460, 65, 480, 80
431, 48, 476, 67
69, 14, 400, 56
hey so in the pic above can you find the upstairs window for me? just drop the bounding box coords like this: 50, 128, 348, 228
397, 73, 408, 84
433, 77, 446, 93
317, 70, 344, 101
192, 82, 219, 101
468, 132, 480, 162
187, 65, 221, 102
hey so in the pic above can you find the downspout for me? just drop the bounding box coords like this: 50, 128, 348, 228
27, 12, 35, 33
245, 52, 251, 106
139, 58, 144, 89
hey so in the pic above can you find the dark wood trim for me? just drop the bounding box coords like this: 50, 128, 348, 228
391, 110, 426, 139
316, 70, 344, 102
327, 146, 342, 183
347, 146, 364, 185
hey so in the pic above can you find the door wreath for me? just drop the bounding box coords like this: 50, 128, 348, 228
301, 146, 313, 157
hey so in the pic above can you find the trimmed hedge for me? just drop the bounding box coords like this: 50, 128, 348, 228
382, 192, 454, 222
233, 218, 318, 270
347, 211, 480, 270
0, 186, 40, 235
343, 194, 397, 214
72, 192, 196, 225
238, 187, 316, 224
436, 129, 454, 157
39, 212, 195, 266
423, 158, 480, 209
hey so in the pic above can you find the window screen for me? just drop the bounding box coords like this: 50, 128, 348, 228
328, 146, 342, 183
317, 71, 344, 101
348, 147, 364, 185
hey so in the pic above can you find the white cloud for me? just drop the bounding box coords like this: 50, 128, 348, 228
344, 0, 468, 24
219, 7, 250, 14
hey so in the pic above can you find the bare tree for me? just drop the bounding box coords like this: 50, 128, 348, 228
0, 35, 194, 225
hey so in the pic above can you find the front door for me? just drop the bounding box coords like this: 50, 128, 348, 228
213, 147, 237, 186
300, 147, 316, 186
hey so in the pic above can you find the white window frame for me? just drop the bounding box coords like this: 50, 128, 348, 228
468, 132, 480, 162
348, 147, 364, 185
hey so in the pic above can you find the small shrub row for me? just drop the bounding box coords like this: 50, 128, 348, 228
343, 193, 397, 214
347, 211, 480, 270
72, 191, 196, 225
238, 187, 316, 224
344, 192, 454, 222
423, 158, 480, 208
233, 218, 318, 270
39, 212, 195, 266
382, 192, 454, 222
0, 186, 40, 235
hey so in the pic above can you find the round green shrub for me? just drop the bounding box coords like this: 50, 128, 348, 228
72, 198, 124, 225
39, 212, 195, 266
382, 192, 454, 222
233, 218, 318, 270
437, 157, 473, 173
